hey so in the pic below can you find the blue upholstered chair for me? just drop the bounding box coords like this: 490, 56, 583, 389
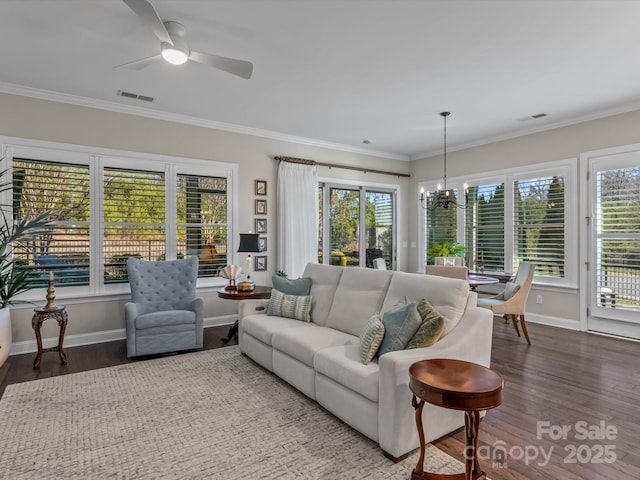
125, 256, 204, 358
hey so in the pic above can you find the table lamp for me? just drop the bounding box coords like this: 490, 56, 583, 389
237, 233, 261, 291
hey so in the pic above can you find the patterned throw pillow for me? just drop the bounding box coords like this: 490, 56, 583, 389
376, 297, 422, 357
271, 275, 312, 296
406, 298, 445, 349
503, 281, 521, 300
359, 314, 385, 364
266, 289, 312, 322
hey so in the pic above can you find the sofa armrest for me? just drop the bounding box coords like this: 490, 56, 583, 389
238, 299, 269, 320
376, 306, 494, 458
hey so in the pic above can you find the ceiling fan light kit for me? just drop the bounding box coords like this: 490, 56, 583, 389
121, 0, 253, 78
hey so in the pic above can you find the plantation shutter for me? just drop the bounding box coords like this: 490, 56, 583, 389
465, 183, 505, 272
176, 174, 228, 277
13, 158, 91, 287
595, 167, 640, 312
513, 176, 565, 277
103, 167, 165, 283
424, 189, 458, 265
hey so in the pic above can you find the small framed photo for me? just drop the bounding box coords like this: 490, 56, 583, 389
255, 180, 267, 196
259, 236, 267, 252
255, 255, 267, 271
255, 199, 267, 215
255, 218, 267, 234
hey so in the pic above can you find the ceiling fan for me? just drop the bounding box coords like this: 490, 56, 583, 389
118, 0, 253, 79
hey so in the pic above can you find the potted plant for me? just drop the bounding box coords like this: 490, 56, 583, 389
427, 241, 466, 266
0, 164, 51, 367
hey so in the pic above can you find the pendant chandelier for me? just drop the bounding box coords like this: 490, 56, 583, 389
420, 111, 468, 210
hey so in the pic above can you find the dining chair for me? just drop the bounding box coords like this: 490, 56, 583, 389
373, 257, 387, 270
425, 265, 468, 280
477, 262, 535, 345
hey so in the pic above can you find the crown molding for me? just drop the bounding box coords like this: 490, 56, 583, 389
409, 102, 640, 161
0, 82, 409, 162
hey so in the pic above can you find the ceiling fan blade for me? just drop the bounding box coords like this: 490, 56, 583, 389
114, 54, 162, 70
123, 0, 173, 45
190, 51, 253, 79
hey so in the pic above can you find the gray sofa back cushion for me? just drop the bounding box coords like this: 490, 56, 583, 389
127, 256, 198, 314
381, 271, 469, 335
326, 267, 393, 337
302, 263, 344, 326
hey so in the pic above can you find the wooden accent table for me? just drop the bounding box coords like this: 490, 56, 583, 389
217, 286, 272, 343
32, 306, 68, 369
409, 359, 503, 480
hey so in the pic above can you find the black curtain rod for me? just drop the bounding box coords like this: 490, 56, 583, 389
274, 155, 410, 178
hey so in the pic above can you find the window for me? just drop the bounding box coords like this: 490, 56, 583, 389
7, 144, 235, 295
318, 182, 396, 269
595, 166, 640, 312
421, 160, 576, 286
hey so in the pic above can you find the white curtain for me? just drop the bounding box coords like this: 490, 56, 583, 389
277, 162, 318, 278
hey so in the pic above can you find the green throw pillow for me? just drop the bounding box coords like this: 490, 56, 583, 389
266, 289, 312, 322
272, 275, 312, 296
359, 314, 385, 364
406, 297, 445, 349
376, 297, 422, 357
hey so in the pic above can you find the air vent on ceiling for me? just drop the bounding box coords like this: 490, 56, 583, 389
517, 112, 548, 122
117, 90, 155, 103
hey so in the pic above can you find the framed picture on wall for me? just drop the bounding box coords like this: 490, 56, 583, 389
255, 199, 267, 215
255, 218, 267, 234
255, 255, 267, 271
255, 180, 267, 196
259, 236, 267, 252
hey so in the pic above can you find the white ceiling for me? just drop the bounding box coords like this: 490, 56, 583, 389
2, 0, 640, 160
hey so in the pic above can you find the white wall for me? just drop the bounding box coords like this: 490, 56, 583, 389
0, 92, 410, 349
409, 108, 640, 328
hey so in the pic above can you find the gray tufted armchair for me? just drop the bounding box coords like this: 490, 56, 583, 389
125, 256, 204, 358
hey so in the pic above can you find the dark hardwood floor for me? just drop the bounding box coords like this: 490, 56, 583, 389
1, 321, 639, 479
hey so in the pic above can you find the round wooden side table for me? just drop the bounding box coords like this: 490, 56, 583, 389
409, 358, 503, 480
217, 286, 272, 343
32, 306, 68, 369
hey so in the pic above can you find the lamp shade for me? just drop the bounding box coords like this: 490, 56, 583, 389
238, 233, 261, 253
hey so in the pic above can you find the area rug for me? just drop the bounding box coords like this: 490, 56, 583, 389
0, 347, 466, 479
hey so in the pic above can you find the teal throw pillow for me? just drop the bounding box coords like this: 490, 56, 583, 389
377, 297, 422, 357
359, 314, 385, 364
266, 289, 312, 322
406, 297, 445, 349
272, 275, 312, 296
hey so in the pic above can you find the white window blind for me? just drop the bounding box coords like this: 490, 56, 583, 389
513, 175, 565, 277
103, 167, 166, 283
13, 158, 91, 287
465, 183, 505, 272
424, 189, 458, 265
596, 167, 640, 311
177, 174, 227, 277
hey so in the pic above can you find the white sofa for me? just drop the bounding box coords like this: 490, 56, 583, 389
238, 263, 493, 461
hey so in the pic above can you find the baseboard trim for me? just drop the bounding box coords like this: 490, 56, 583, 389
525, 313, 581, 331
9, 314, 237, 356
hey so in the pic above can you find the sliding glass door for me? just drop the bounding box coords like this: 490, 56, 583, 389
319, 183, 396, 269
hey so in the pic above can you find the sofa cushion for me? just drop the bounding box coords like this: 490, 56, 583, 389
326, 267, 393, 337
314, 345, 380, 402
377, 297, 422, 357
302, 263, 344, 326
242, 315, 317, 346
266, 289, 312, 322
406, 298, 445, 349
359, 314, 385, 364
272, 275, 312, 296
381, 271, 469, 336
272, 326, 359, 367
